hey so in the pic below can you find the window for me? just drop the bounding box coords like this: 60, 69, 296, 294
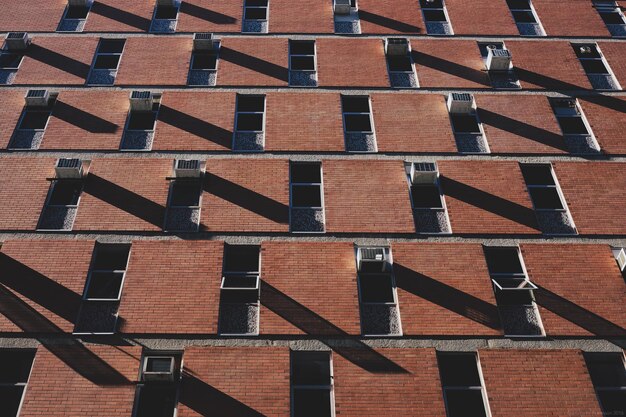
356, 247, 402, 336
150, 1, 180, 33
549, 98, 600, 154
58, 2, 91, 32
290, 162, 325, 233
407, 162, 451, 234
9, 93, 56, 150
188, 39, 220, 87
233, 95, 266, 151
87, 39, 125, 85
385, 38, 418, 88
134, 353, 181, 417
419, 0, 453, 35
584, 353, 626, 416
38, 179, 83, 231
447, 94, 489, 154
120, 93, 161, 151
218, 244, 261, 335
243, 0, 269, 33
437, 352, 490, 417
572, 43, 621, 90
74, 243, 130, 334
484, 246, 543, 336
0, 47, 24, 84
0, 350, 35, 417
341, 95, 377, 152
333, 0, 360, 34
289, 40, 317, 87
164, 178, 202, 232
506, 0, 545, 36
520, 164, 563, 210
594, 1, 626, 37
478, 42, 520, 89
291, 351, 334, 417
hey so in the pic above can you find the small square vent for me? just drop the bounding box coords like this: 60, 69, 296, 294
385, 38, 409, 56
55, 158, 84, 179
193, 32, 218, 51
129, 91, 154, 112
447, 93, 475, 114
24, 89, 50, 107
410, 162, 438, 184
357, 247, 389, 272
334, 0, 351, 15
174, 159, 204, 178
142, 356, 175, 382
486, 47, 512, 71
5, 32, 30, 51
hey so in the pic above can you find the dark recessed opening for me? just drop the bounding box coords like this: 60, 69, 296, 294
170, 181, 201, 207
450, 114, 480, 133
529, 187, 564, 210
360, 274, 395, 303
49, 181, 82, 206
411, 185, 443, 208
292, 185, 322, 207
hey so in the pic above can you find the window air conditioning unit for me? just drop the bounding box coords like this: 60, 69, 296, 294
486, 46, 512, 71
410, 162, 438, 185
174, 159, 204, 178
55, 158, 84, 179
142, 356, 175, 382
447, 93, 475, 114
4, 32, 30, 51
357, 247, 389, 272
24, 89, 50, 107
334, 0, 351, 15
129, 91, 154, 112
385, 38, 409, 56
193, 33, 218, 51
613, 248, 626, 272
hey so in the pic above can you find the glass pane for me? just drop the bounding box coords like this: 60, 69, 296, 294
529, 187, 564, 210
93, 244, 131, 270
291, 163, 321, 183
246, 0, 268, 6
292, 185, 322, 207
236, 113, 264, 131
0, 350, 35, 383
220, 288, 258, 303
342, 96, 370, 113
0, 386, 25, 417
145, 357, 173, 373
292, 351, 331, 385
507, 0, 531, 9
585, 353, 626, 387
19, 111, 50, 130
290, 41, 315, 56
483, 247, 524, 274
291, 56, 315, 71
438, 353, 482, 386
359, 274, 395, 303
222, 275, 258, 289
127, 111, 157, 130
0, 53, 22, 69
581, 59, 609, 74
411, 185, 443, 208
344, 114, 372, 132
558, 117, 589, 135
597, 390, 626, 415
85, 272, 124, 299
223, 245, 260, 272
451, 115, 480, 133
135, 385, 177, 417
495, 288, 534, 305
420, 0, 444, 8
49, 181, 82, 206
388, 56, 413, 71
191, 54, 217, 70
237, 96, 265, 112
512, 10, 537, 23
93, 54, 120, 70
423, 9, 448, 22
293, 389, 332, 417
98, 39, 125, 54
600, 11, 625, 24
244, 7, 267, 20
520, 165, 555, 186
170, 181, 200, 206
445, 389, 487, 417
66, 5, 89, 19
155, 5, 178, 19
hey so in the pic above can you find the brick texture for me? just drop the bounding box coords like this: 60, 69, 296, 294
476, 94, 567, 154
260, 242, 361, 335
0, 240, 93, 333
438, 161, 541, 235
217, 38, 289, 87
14, 37, 98, 85
115, 37, 192, 86
411, 39, 490, 88
0, 90, 26, 149
533, 0, 610, 37
0, 0, 66, 32
333, 348, 447, 417
85, 0, 153, 32
201, 159, 290, 233
445, 0, 518, 35
552, 162, 626, 235
269, 0, 334, 33
176, 0, 243, 33
578, 95, 626, 155
265, 93, 345, 152
322, 160, 415, 233
372, 93, 457, 153
20, 345, 141, 417
178, 347, 290, 417
73, 158, 171, 232
357, 0, 425, 34
598, 42, 626, 88
155, 91, 236, 151
393, 243, 502, 336
118, 240, 223, 334
316, 38, 390, 87
479, 349, 603, 417
521, 243, 626, 337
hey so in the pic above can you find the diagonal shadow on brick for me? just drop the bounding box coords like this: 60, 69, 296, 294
53, 101, 119, 134
25, 44, 91, 80
260, 281, 409, 374
203, 173, 289, 225
90, 1, 151, 31
179, 2, 237, 24
220, 47, 289, 83
394, 263, 502, 331
179, 371, 265, 417
158, 105, 232, 149
358, 10, 422, 33
440, 175, 540, 231
411, 50, 491, 87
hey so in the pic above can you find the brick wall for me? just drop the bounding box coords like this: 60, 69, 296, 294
323, 160, 415, 233
438, 160, 541, 235
118, 240, 223, 334
479, 349, 603, 417
533, 0, 610, 37
269, 0, 334, 33
357, 0, 425, 34
260, 242, 361, 335
0, 0, 66, 32
178, 346, 290, 417
85, 0, 154, 32
445, 0, 518, 35
20, 345, 141, 417
598, 41, 626, 88
0, 90, 26, 149
217, 38, 289, 87
393, 243, 502, 336
176, 0, 243, 33
578, 96, 626, 155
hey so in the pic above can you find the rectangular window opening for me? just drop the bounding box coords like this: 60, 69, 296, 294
0, 349, 35, 417
291, 351, 334, 417
438, 352, 489, 417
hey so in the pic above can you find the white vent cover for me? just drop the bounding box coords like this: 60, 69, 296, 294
142, 356, 175, 382
447, 93, 475, 114
385, 38, 409, 56
357, 247, 389, 272
613, 248, 626, 272
410, 162, 438, 185
174, 159, 204, 178
129, 91, 154, 112
193, 33, 218, 51
24, 89, 50, 107
4, 32, 30, 51
334, 0, 351, 15
55, 158, 84, 179
486, 46, 512, 71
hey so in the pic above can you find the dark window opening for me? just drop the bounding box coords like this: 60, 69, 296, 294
66, 5, 89, 19
169, 181, 201, 207
0, 53, 22, 69
290, 41, 315, 56
19, 111, 50, 130
511, 10, 536, 23
423, 9, 447, 21
520, 165, 555, 186
581, 59, 609, 74
224, 245, 260, 273
98, 39, 125, 54
292, 185, 322, 207
557, 117, 589, 135
291, 164, 322, 183
600, 11, 625, 24
191, 53, 217, 70
244, 8, 267, 20
237, 96, 265, 112
127, 111, 157, 131
388, 55, 413, 71
484, 247, 524, 275
344, 114, 372, 132
341, 96, 370, 113
85, 272, 123, 299
359, 274, 395, 303
291, 351, 333, 417
155, 5, 178, 19
411, 185, 443, 208
507, 0, 531, 8
291, 56, 315, 71
438, 353, 488, 417
92, 244, 131, 270
134, 385, 178, 417
49, 181, 82, 206
93, 54, 120, 69
528, 187, 564, 210
495, 289, 534, 305
451, 114, 481, 133
236, 113, 264, 131
420, 0, 444, 8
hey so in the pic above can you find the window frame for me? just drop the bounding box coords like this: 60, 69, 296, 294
0, 349, 36, 417
166, 179, 203, 209
419, 0, 453, 34
549, 98, 597, 142
150, 2, 181, 33
57, 3, 92, 32
438, 352, 492, 417
234, 94, 266, 135
385, 46, 418, 88
506, 0, 546, 36
521, 163, 568, 213
341, 94, 375, 135
290, 350, 335, 417
87, 38, 126, 85
16, 106, 53, 133
289, 162, 324, 210
44, 179, 84, 210
82, 244, 131, 302
288, 39, 318, 87
0, 51, 25, 71
188, 45, 220, 86
242, 0, 270, 31
133, 351, 182, 417
584, 352, 626, 416
123, 97, 161, 134
594, 1, 626, 36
